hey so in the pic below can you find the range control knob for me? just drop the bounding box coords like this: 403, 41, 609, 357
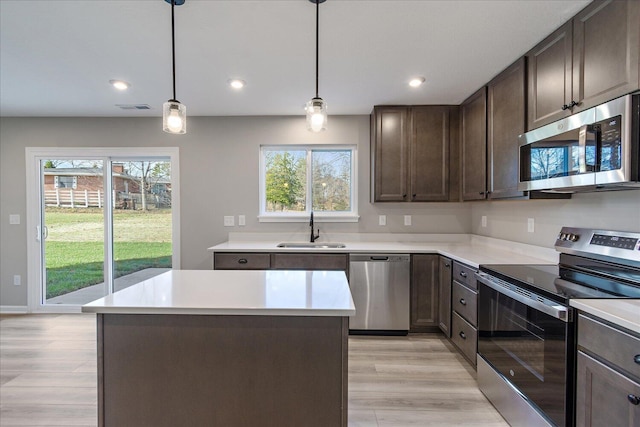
560, 233, 567, 241
569, 234, 580, 242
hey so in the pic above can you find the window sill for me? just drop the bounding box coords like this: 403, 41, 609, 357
258, 214, 360, 223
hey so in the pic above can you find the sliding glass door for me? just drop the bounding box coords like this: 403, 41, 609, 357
26, 148, 180, 311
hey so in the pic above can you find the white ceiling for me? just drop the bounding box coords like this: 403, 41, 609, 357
0, 0, 591, 117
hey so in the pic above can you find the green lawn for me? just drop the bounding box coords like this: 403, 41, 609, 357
45, 209, 172, 298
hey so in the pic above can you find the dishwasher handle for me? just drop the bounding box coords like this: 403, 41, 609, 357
350, 254, 410, 262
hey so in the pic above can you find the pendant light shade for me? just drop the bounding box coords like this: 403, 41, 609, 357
163, 0, 186, 134
306, 0, 327, 132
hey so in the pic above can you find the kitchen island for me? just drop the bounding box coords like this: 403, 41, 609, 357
82, 269, 355, 427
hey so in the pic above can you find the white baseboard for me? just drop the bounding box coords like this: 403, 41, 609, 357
0, 305, 29, 314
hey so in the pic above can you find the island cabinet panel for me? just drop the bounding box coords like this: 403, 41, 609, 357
438, 257, 452, 338
271, 253, 348, 272
410, 254, 439, 332
487, 57, 527, 200
461, 87, 488, 201
214, 252, 271, 270
527, 0, 640, 130
98, 314, 349, 427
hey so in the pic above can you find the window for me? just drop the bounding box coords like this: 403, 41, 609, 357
54, 175, 77, 189
259, 146, 358, 222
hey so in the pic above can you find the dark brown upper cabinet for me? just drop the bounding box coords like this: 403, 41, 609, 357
461, 88, 487, 201
527, 0, 640, 130
487, 57, 527, 200
371, 105, 456, 202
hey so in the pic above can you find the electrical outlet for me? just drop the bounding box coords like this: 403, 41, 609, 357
404, 215, 412, 226
378, 215, 386, 226
481, 215, 487, 228
9, 214, 20, 225
13, 275, 21, 286
527, 218, 535, 233
238, 215, 246, 226
223, 216, 235, 227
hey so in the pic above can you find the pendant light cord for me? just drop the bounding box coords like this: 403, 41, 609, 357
171, 0, 177, 101
315, 0, 319, 99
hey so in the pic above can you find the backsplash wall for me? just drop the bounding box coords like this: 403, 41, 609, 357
470, 191, 640, 248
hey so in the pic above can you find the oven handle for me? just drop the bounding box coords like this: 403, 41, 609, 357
476, 272, 570, 322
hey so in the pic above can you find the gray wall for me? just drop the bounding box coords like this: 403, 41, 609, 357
0, 115, 470, 307
470, 191, 640, 247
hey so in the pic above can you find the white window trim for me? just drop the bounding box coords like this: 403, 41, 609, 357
25, 147, 180, 313
258, 145, 359, 223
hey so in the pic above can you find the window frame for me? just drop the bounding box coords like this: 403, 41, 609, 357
258, 145, 359, 223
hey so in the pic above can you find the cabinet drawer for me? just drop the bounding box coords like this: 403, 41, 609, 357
271, 253, 348, 271
452, 281, 477, 327
578, 314, 640, 379
214, 253, 271, 270
451, 311, 477, 366
453, 261, 477, 290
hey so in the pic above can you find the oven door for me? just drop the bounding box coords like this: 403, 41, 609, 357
477, 277, 573, 427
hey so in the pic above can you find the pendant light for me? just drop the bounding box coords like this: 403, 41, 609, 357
306, 0, 327, 132
163, 0, 186, 134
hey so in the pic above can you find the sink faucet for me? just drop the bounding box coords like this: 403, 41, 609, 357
310, 212, 320, 242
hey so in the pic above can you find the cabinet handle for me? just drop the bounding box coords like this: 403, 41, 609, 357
459, 331, 466, 340
444, 263, 450, 268
562, 100, 579, 110
628, 394, 640, 405
460, 271, 467, 278
479, 191, 485, 195
238, 258, 248, 264
634, 354, 640, 364
459, 298, 466, 306
562, 104, 570, 111
403, 194, 407, 198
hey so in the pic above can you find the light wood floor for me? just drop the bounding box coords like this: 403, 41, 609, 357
0, 314, 508, 426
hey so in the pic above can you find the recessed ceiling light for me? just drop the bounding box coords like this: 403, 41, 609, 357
228, 79, 246, 89
409, 77, 425, 88
109, 80, 131, 91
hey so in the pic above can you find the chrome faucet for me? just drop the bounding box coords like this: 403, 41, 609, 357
310, 212, 320, 242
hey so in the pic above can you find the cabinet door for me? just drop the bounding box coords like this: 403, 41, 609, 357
438, 257, 452, 337
576, 351, 640, 427
527, 22, 573, 130
461, 87, 487, 201
487, 58, 527, 200
411, 106, 450, 201
372, 106, 409, 202
410, 254, 439, 331
572, 0, 640, 111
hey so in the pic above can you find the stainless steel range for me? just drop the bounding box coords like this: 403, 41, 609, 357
476, 227, 640, 427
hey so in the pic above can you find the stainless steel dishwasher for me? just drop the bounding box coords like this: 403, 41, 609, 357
348, 254, 410, 334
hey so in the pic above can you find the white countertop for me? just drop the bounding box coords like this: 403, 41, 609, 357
570, 299, 640, 334
209, 235, 558, 268
82, 270, 355, 317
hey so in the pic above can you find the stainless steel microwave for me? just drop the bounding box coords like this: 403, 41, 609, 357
518, 94, 640, 193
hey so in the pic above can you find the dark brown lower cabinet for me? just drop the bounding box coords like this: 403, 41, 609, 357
576, 351, 640, 427
438, 257, 452, 337
97, 313, 349, 427
410, 254, 439, 332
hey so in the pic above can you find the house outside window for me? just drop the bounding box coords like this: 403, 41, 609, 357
54, 175, 77, 189
259, 145, 358, 222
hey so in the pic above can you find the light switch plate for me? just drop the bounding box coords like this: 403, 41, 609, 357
527, 218, 535, 233
238, 215, 246, 226
224, 216, 235, 227
481, 215, 487, 228
378, 215, 386, 226
9, 214, 20, 225
13, 275, 21, 286
404, 215, 411, 226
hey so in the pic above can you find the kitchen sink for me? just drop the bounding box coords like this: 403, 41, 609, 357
276, 242, 347, 249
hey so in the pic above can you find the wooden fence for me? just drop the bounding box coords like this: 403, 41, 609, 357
44, 189, 170, 209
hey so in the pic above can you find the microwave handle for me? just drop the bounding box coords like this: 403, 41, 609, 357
578, 124, 599, 173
